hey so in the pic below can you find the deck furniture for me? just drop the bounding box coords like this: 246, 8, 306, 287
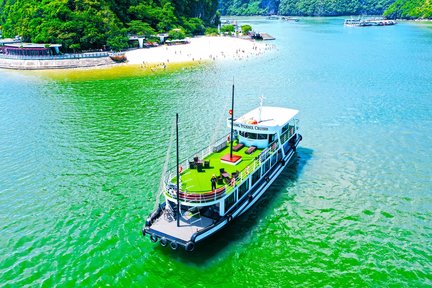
220, 168, 230, 179
197, 162, 204, 172
245, 145, 257, 154
204, 160, 210, 168
189, 161, 196, 169
233, 143, 244, 152
217, 176, 224, 185
231, 170, 240, 179
194, 156, 203, 166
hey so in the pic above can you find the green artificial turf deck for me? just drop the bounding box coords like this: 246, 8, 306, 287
177, 144, 262, 193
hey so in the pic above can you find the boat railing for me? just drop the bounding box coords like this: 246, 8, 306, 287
164, 132, 230, 182
163, 129, 298, 203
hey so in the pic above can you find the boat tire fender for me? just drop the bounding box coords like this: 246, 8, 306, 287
281, 159, 286, 166
228, 215, 233, 222
265, 176, 270, 183
142, 228, 146, 236
150, 233, 158, 243
248, 194, 253, 202
185, 241, 195, 252
170, 241, 178, 250
160, 237, 168, 247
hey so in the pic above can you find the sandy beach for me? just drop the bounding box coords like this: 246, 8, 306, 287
125, 36, 274, 65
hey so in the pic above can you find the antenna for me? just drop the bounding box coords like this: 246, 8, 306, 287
258, 94, 265, 122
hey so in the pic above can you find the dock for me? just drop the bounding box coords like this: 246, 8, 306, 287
260, 33, 276, 40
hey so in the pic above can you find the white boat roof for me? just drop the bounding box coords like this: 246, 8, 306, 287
234, 106, 298, 130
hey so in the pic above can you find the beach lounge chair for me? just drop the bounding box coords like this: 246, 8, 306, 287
220, 168, 230, 179
204, 160, 210, 168
233, 143, 244, 152
197, 162, 204, 172
245, 146, 257, 154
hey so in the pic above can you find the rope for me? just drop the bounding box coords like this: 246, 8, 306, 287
209, 91, 231, 147
154, 117, 176, 210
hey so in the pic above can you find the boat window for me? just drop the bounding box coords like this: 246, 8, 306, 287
238, 180, 249, 200
239, 131, 268, 140
225, 193, 235, 212
252, 169, 261, 186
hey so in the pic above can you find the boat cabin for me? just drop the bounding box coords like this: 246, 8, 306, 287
228, 106, 298, 149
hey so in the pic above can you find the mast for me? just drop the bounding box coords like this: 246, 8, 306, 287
176, 113, 180, 227
230, 83, 235, 159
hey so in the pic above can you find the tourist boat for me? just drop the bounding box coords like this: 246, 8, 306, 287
142, 87, 302, 251
344, 17, 396, 27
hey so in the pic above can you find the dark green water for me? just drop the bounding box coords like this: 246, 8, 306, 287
1, 17, 431, 287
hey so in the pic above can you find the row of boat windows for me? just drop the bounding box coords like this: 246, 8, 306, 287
239, 131, 272, 140
238, 122, 295, 141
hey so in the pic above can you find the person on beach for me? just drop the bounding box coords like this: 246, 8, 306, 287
211, 175, 217, 191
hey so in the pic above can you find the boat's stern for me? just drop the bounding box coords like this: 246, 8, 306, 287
142, 202, 219, 252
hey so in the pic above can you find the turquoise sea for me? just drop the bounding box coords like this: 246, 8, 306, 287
1, 17, 431, 286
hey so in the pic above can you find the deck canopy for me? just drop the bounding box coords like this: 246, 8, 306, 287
229, 106, 299, 133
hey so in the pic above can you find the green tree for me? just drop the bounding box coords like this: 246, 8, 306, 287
128, 20, 156, 36
221, 24, 235, 33
168, 28, 186, 39
241, 24, 252, 34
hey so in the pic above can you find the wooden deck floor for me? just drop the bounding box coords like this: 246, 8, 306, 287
150, 211, 214, 242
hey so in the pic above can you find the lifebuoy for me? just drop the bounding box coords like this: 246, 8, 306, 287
179, 166, 183, 173
185, 241, 195, 252
150, 234, 158, 243
230, 178, 236, 186
227, 134, 230, 142
160, 237, 168, 247
170, 241, 178, 250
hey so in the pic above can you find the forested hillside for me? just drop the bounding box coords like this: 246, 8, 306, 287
219, 0, 432, 18
219, 0, 395, 16
384, 0, 432, 19
0, 0, 219, 51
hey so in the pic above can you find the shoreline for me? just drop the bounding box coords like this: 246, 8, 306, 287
125, 36, 274, 66
0, 36, 274, 73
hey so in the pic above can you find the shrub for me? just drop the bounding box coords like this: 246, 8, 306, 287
168, 28, 186, 40
241, 24, 252, 35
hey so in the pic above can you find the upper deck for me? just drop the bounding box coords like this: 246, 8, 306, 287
178, 140, 262, 192
164, 106, 299, 204
230, 106, 299, 133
